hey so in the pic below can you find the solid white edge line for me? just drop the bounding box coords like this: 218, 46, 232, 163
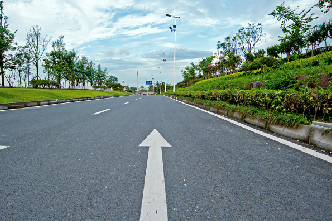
170, 97, 332, 164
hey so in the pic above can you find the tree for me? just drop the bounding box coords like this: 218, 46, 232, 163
95, 64, 106, 86
237, 23, 266, 55
26, 25, 51, 80
197, 56, 214, 79
86, 61, 96, 86
43, 36, 67, 88
21, 46, 33, 87
316, 0, 332, 13
267, 44, 281, 58
63, 50, 77, 88
0, 1, 17, 87
75, 55, 88, 88
217, 36, 237, 58
269, 2, 318, 59
317, 20, 332, 51
106, 75, 118, 84
12, 46, 26, 87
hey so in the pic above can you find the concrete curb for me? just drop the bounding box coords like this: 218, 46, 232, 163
268, 124, 312, 143
0, 104, 8, 110
244, 117, 267, 130
309, 127, 332, 151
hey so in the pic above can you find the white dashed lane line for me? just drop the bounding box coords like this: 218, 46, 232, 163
0, 146, 8, 150
93, 109, 111, 115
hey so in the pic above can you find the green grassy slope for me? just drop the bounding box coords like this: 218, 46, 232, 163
0, 88, 131, 104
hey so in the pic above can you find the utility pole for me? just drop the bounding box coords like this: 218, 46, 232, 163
166, 14, 180, 92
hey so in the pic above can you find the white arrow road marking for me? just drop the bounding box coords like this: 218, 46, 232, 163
0, 145, 8, 150
92, 109, 110, 115
124, 102, 129, 105
139, 129, 171, 221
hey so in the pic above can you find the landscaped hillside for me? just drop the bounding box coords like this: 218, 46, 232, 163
167, 52, 332, 126
178, 52, 332, 92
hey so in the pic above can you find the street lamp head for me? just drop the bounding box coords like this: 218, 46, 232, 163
166, 14, 171, 17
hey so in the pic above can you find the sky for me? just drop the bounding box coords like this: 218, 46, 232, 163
4, 0, 332, 88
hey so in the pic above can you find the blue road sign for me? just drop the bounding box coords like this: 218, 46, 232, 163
146, 81, 152, 85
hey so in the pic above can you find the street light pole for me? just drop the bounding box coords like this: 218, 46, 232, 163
166, 14, 180, 92
162, 52, 168, 92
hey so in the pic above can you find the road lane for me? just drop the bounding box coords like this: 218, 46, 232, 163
0, 95, 331, 220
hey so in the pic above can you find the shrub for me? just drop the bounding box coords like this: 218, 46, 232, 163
29, 79, 59, 89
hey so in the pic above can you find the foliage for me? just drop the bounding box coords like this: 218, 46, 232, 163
0, 3, 17, 87
269, 2, 318, 60
29, 79, 59, 89
178, 51, 332, 92
170, 88, 332, 122
240, 56, 283, 71
316, 0, 332, 13
267, 44, 281, 58
26, 25, 51, 80
106, 75, 118, 84
176, 96, 309, 128
105, 82, 124, 91
237, 23, 266, 55
92, 85, 107, 90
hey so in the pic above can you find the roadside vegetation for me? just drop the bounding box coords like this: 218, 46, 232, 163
0, 88, 131, 104
167, 1, 332, 127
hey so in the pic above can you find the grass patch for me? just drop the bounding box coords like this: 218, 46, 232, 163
0, 88, 132, 104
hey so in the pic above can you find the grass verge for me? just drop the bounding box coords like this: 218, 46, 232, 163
0, 88, 132, 104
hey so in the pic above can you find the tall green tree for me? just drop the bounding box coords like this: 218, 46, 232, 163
237, 23, 265, 55
106, 75, 118, 84
86, 61, 96, 86
95, 64, 106, 86
0, 1, 17, 87
75, 55, 89, 88
316, 0, 332, 13
269, 2, 318, 60
26, 25, 51, 80
43, 36, 67, 88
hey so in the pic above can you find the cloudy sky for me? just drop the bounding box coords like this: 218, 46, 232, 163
5, 0, 332, 88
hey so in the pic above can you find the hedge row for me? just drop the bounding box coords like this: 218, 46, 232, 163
169, 89, 332, 122
30, 79, 59, 89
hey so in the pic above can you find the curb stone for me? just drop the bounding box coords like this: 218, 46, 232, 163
0, 104, 8, 110
309, 127, 332, 151
268, 124, 312, 143
244, 117, 267, 130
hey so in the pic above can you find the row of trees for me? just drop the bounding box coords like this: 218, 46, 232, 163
0, 2, 118, 88
180, 0, 332, 84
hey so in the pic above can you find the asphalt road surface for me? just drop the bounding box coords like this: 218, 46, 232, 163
0, 95, 331, 220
